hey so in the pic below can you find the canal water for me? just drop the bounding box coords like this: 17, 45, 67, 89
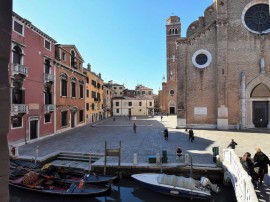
10, 178, 236, 202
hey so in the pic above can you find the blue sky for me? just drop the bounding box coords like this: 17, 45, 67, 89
13, 0, 212, 94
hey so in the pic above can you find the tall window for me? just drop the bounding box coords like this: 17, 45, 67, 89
79, 80, 84, 98
149, 102, 152, 106
86, 103, 89, 111
61, 111, 68, 127
44, 59, 50, 74
44, 86, 52, 104
139, 102, 142, 106
92, 91, 96, 98
60, 73, 68, 96
13, 46, 22, 64
62, 52, 66, 61
86, 90, 89, 97
71, 78, 76, 98
92, 80, 96, 87
79, 110, 84, 122
12, 88, 24, 104
71, 50, 76, 68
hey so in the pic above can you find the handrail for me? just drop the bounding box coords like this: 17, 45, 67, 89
223, 149, 258, 202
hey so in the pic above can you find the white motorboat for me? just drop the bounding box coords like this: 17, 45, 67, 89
132, 173, 219, 200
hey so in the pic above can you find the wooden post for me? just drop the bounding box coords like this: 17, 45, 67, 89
104, 141, 107, 175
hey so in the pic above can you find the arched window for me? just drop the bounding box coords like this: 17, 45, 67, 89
71, 77, 77, 98
60, 73, 68, 96
13, 46, 22, 64
71, 50, 76, 68
175, 29, 178, 34
79, 80, 84, 99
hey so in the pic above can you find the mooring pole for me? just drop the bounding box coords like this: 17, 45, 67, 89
104, 141, 107, 175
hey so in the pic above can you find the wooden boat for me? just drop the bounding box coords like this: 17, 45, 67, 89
10, 161, 119, 185
132, 173, 219, 200
10, 172, 111, 197
52, 166, 119, 185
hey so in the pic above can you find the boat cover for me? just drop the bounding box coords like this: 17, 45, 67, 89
157, 174, 203, 191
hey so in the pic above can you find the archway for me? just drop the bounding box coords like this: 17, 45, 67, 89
245, 75, 270, 128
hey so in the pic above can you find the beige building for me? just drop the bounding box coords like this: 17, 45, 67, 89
176, 0, 270, 129
159, 16, 180, 114
103, 85, 112, 118
104, 80, 125, 97
112, 97, 154, 116
83, 64, 104, 123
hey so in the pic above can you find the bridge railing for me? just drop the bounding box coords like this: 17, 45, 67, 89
223, 149, 258, 202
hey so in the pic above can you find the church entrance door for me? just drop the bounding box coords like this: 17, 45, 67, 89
253, 101, 268, 128
170, 107, 175, 114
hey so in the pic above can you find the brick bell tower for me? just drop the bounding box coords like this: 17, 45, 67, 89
166, 16, 181, 82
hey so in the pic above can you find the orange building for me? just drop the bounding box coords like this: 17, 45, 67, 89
54, 45, 86, 132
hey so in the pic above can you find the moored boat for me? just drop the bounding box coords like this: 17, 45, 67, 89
10, 171, 111, 197
132, 173, 219, 200
10, 161, 119, 185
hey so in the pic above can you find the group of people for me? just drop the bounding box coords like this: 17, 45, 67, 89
240, 148, 270, 187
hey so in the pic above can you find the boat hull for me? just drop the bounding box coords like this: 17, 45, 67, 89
132, 173, 211, 200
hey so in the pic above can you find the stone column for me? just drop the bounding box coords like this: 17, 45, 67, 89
240, 72, 246, 129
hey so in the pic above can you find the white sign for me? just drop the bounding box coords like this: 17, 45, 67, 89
194, 107, 207, 115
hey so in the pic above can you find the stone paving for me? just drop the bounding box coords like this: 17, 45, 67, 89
17, 115, 270, 167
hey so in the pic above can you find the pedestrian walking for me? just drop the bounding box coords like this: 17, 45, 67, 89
166, 113, 169, 117
188, 129, 194, 143
133, 123, 137, 133
161, 115, 163, 121
227, 139, 238, 149
240, 152, 257, 187
163, 128, 168, 140
253, 147, 270, 186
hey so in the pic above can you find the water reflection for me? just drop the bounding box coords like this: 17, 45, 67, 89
10, 178, 236, 202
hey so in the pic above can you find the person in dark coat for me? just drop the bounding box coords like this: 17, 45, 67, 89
133, 123, 137, 133
241, 152, 257, 186
188, 129, 194, 142
176, 147, 183, 158
253, 147, 270, 186
163, 128, 168, 140
227, 139, 238, 149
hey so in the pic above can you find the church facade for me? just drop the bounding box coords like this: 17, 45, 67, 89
176, 0, 270, 129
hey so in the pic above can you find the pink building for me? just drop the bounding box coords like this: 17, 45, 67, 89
8, 12, 57, 144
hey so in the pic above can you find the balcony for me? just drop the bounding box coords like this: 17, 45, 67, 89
44, 73, 55, 83
11, 104, 28, 114
11, 63, 29, 77
44, 104, 55, 113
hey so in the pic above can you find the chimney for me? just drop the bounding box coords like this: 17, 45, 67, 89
87, 63, 91, 71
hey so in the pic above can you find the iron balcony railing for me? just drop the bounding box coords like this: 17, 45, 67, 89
44, 73, 55, 83
11, 104, 28, 114
44, 104, 55, 113
11, 63, 29, 76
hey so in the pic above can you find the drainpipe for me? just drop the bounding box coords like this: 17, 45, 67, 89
53, 61, 57, 134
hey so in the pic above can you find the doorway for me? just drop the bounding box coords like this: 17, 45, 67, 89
253, 101, 268, 128
30, 119, 38, 140
170, 107, 175, 114
71, 112, 76, 128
